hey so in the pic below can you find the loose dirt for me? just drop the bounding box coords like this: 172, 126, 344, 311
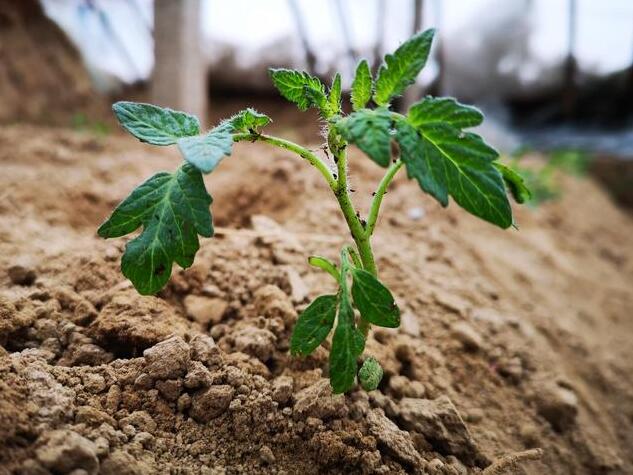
0, 0, 105, 126
0, 121, 632, 474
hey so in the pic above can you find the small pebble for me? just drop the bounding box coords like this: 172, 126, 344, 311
259, 445, 275, 464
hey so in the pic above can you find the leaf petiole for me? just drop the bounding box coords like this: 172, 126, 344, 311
308, 256, 341, 281
232, 132, 337, 191
366, 159, 404, 237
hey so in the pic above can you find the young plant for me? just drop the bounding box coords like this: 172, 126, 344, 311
99, 29, 528, 393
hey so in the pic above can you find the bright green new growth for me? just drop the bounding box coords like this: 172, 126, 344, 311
358, 357, 383, 391
100, 29, 528, 394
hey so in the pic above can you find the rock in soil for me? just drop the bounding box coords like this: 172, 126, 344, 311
189, 385, 235, 423
294, 379, 348, 420
233, 326, 277, 362
35, 429, 99, 474
399, 396, 489, 467
451, 322, 484, 351
183, 295, 228, 326
90, 292, 190, 352
8, 263, 37, 286
143, 335, 190, 380
367, 408, 423, 468
532, 380, 579, 432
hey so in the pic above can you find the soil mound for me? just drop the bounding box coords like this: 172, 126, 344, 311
0, 124, 632, 474
0, 0, 98, 124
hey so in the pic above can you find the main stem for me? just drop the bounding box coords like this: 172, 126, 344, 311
333, 147, 377, 276
234, 132, 403, 336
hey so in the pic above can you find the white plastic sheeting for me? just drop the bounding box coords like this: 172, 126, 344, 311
41, 0, 633, 95
41, 0, 153, 91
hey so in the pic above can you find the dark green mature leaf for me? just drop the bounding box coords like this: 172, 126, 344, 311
177, 125, 233, 174
408, 96, 483, 129
112, 101, 200, 145
226, 108, 271, 133
290, 294, 337, 356
351, 60, 372, 111
494, 162, 532, 204
396, 99, 513, 228
329, 251, 365, 394
374, 29, 435, 106
351, 268, 400, 328
358, 357, 383, 391
328, 73, 342, 116
396, 119, 448, 205
269, 68, 327, 112
98, 163, 212, 295
336, 109, 393, 167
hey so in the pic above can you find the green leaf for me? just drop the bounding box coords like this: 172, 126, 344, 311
408, 96, 483, 129
98, 163, 213, 295
112, 101, 200, 145
374, 29, 435, 106
177, 125, 233, 174
336, 109, 393, 167
351, 60, 372, 111
396, 105, 513, 228
330, 292, 365, 394
395, 119, 448, 206
329, 252, 365, 394
328, 73, 342, 116
494, 162, 532, 204
358, 357, 383, 391
351, 268, 400, 328
226, 108, 271, 133
269, 68, 327, 112
290, 294, 338, 356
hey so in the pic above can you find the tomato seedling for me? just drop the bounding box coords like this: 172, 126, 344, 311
99, 29, 529, 393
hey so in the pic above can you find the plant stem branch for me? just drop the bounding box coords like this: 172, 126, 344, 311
366, 159, 403, 236
233, 133, 337, 191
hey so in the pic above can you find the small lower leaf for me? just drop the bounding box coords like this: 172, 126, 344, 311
329, 295, 365, 394
290, 295, 337, 356
358, 357, 383, 391
351, 268, 400, 328
329, 251, 366, 394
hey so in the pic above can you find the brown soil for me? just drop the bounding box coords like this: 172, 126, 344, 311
0, 122, 632, 475
0, 0, 106, 125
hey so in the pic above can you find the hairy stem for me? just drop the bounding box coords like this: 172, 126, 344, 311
333, 148, 377, 337
366, 159, 404, 236
333, 148, 377, 276
233, 131, 380, 337
233, 133, 337, 191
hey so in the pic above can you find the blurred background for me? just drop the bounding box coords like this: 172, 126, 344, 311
2, 0, 632, 207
